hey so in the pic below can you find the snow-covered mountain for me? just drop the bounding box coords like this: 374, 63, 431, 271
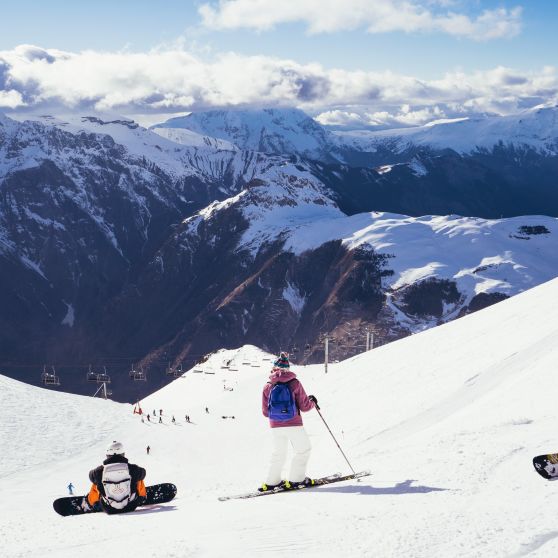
124, 168, 557, 383
2, 109, 558, 400
152, 107, 341, 162
337, 105, 558, 155
3, 276, 558, 556
152, 106, 558, 218
153, 105, 558, 161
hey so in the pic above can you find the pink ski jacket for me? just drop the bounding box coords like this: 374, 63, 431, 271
262, 368, 315, 428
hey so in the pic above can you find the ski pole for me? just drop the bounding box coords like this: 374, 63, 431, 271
313, 401, 356, 475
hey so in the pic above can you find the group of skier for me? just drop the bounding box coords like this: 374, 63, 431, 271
79, 351, 317, 513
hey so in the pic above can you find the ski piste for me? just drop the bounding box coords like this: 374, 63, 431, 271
218, 471, 371, 501
53, 483, 177, 516
533, 454, 558, 480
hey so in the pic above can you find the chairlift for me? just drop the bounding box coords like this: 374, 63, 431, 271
86, 364, 97, 383
129, 363, 147, 381
97, 366, 111, 384
42, 365, 60, 387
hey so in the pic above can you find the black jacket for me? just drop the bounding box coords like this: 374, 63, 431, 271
89, 455, 146, 513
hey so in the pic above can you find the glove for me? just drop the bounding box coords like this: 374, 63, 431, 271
309, 395, 318, 406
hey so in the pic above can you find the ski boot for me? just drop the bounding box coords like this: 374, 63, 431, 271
258, 482, 283, 493
283, 477, 316, 490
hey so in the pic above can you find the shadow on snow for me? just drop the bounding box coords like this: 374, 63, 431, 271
315, 479, 449, 496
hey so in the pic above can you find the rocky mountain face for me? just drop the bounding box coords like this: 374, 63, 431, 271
1, 110, 557, 401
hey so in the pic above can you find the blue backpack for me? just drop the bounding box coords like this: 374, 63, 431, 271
268, 380, 297, 421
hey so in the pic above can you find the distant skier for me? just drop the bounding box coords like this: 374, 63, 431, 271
153, 410, 156, 416
159, 416, 162, 424
205, 407, 209, 414
159, 409, 163, 416
172, 415, 176, 424
83, 441, 146, 514
67, 482, 74, 495
147, 414, 150, 422
146, 445, 150, 455
259, 352, 317, 492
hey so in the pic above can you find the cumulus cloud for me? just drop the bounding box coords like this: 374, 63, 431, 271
0, 44, 557, 129
198, 0, 522, 40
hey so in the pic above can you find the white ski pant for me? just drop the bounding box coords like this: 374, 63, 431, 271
265, 426, 311, 485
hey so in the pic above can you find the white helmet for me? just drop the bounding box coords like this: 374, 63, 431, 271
106, 441, 125, 456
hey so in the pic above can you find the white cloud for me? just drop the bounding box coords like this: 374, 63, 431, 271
198, 0, 522, 40
0, 89, 24, 109
0, 45, 557, 130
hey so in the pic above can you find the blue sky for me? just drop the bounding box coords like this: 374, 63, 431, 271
0, 0, 554, 75
0, 1, 557, 128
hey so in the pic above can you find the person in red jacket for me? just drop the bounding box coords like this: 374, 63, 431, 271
84, 441, 147, 514
260, 352, 317, 492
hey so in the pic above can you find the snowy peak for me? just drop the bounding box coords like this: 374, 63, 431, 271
337, 105, 558, 155
152, 107, 339, 161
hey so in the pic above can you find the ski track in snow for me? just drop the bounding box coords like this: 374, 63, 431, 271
2, 279, 558, 557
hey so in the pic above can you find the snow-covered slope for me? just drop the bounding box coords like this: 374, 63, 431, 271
337, 106, 558, 155
2, 277, 558, 557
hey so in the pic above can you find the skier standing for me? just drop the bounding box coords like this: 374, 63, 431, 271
259, 352, 317, 492
67, 482, 74, 495
159, 416, 162, 424
147, 414, 150, 422
172, 416, 176, 424
146, 445, 150, 455
83, 441, 146, 514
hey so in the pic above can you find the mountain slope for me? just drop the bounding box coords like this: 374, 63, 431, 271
117, 171, 557, 385
2, 276, 558, 557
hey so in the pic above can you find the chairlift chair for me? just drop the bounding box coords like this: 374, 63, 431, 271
86, 365, 98, 383
42, 365, 60, 386
129, 364, 146, 381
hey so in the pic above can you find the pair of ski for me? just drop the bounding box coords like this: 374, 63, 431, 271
218, 470, 371, 501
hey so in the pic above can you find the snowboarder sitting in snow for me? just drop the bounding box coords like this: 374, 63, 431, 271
260, 352, 317, 492
83, 441, 147, 514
